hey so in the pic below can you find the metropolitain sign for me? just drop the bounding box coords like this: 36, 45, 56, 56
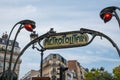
43, 31, 89, 49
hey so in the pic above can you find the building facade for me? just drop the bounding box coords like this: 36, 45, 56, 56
42, 54, 67, 80
67, 60, 87, 80
66, 70, 77, 80
0, 33, 21, 76
20, 70, 40, 80
21, 54, 87, 80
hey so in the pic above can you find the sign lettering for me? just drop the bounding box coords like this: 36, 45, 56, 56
43, 32, 89, 49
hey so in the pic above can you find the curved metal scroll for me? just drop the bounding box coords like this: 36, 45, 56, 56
13, 32, 49, 71
80, 28, 120, 57
13, 28, 120, 71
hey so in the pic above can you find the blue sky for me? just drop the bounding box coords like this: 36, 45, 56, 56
0, 0, 120, 79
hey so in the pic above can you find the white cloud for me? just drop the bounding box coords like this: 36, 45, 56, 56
61, 50, 120, 63
0, 0, 120, 79
0, 5, 38, 26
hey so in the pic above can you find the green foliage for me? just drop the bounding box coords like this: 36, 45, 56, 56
103, 71, 114, 80
85, 68, 113, 80
113, 65, 120, 80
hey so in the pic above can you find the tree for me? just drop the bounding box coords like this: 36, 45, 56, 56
113, 65, 120, 80
85, 68, 113, 80
103, 71, 114, 80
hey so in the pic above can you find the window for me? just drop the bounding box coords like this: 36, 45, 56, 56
52, 76, 56, 80
61, 57, 67, 64
8, 41, 12, 46
52, 61, 56, 66
57, 55, 61, 61
53, 54, 56, 58
15, 42, 19, 47
0, 39, 2, 43
80, 70, 82, 74
51, 67, 57, 74
0, 63, 3, 67
2, 45, 6, 50
2, 40, 5, 44
81, 76, 83, 79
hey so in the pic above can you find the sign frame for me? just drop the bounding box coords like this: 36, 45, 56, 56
43, 31, 89, 49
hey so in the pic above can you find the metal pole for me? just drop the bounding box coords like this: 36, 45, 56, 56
113, 10, 120, 29
1, 25, 23, 80
3, 19, 35, 72
3, 22, 19, 72
80, 28, 120, 57
1, 22, 22, 80
60, 67, 62, 80
13, 32, 49, 71
40, 50, 44, 77
1, 20, 36, 80
8, 25, 23, 71
116, 6, 120, 11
